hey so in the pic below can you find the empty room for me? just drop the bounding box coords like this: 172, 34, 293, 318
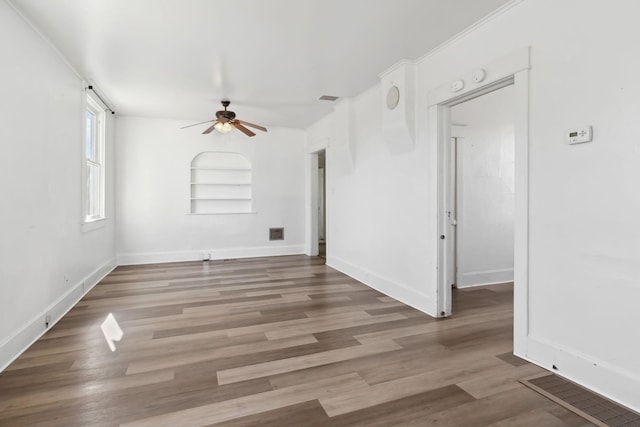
1, 0, 639, 426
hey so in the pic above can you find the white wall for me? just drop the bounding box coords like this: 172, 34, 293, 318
116, 117, 306, 264
451, 85, 514, 287
0, 2, 116, 370
307, 89, 435, 314
308, 0, 640, 411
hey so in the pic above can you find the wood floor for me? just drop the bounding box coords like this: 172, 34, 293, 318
0, 255, 593, 426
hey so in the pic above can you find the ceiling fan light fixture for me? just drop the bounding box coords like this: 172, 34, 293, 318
181, 100, 266, 137
214, 122, 233, 134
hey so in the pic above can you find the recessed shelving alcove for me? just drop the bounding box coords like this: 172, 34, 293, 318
190, 152, 253, 214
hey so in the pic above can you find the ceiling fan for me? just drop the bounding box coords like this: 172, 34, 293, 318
181, 100, 267, 137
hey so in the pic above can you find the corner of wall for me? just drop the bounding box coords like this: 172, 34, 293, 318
327, 255, 437, 317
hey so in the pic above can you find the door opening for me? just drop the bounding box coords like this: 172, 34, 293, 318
449, 85, 515, 311
318, 150, 326, 258
435, 73, 528, 321
429, 47, 530, 356
308, 148, 327, 258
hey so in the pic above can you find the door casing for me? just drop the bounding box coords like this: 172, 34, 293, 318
427, 47, 530, 357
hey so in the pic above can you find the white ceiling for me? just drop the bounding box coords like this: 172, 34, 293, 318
10, 0, 509, 129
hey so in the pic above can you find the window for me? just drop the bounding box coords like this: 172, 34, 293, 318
84, 96, 105, 222
190, 152, 253, 214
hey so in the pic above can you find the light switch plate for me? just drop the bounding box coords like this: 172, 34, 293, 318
566, 126, 593, 144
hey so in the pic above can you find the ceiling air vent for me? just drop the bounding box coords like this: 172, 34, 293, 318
319, 95, 339, 101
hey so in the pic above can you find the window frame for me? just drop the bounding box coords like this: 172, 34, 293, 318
82, 95, 106, 227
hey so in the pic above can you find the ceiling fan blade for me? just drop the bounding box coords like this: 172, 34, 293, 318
233, 123, 256, 137
202, 122, 219, 134
236, 119, 267, 133
180, 119, 214, 129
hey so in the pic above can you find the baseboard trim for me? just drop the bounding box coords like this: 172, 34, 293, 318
117, 245, 306, 266
520, 335, 640, 413
0, 258, 117, 372
327, 255, 436, 317
457, 268, 514, 288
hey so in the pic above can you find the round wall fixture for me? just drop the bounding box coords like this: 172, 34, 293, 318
472, 68, 486, 83
386, 85, 400, 110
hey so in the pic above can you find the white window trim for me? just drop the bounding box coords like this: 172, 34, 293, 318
82, 218, 106, 233
82, 94, 106, 231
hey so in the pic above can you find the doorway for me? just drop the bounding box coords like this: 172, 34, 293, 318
430, 47, 530, 356
438, 79, 518, 317
449, 85, 515, 291
308, 148, 327, 258
317, 150, 326, 258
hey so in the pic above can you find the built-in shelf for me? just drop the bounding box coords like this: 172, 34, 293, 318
190, 152, 253, 214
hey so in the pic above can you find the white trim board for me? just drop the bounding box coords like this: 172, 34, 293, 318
457, 268, 514, 288
117, 245, 306, 266
0, 259, 117, 372
427, 48, 529, 107
327, 255, 436, 315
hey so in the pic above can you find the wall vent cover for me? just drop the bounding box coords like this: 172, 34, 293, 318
269, 228, 284, 241
319, 95, 339, 101
521, 373, 640, 427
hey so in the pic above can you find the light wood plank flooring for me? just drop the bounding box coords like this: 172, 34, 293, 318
0, 256, 593, 426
